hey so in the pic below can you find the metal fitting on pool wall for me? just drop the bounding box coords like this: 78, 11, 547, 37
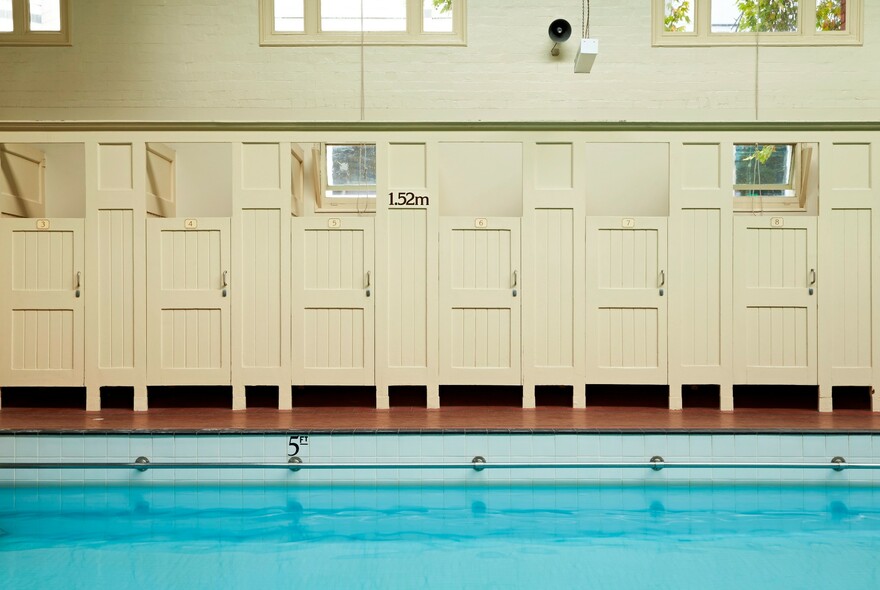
134, 456, 151, 472
472, 456, 487, 471
288, 456, 303, 472
650, 456, 665, 471
831, 456, 847, 471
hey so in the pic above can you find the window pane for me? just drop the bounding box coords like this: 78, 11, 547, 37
327, 145, 376, 187
275, 0, 304, 32
0, 0, 12, 33
424, 0, 453, 33
29, 0, 61, 32
712, 0, 799, 33
664, 0, 694, 33
321, 0, 407, 32
734, 144, 794, 195
817, 0, 845, 31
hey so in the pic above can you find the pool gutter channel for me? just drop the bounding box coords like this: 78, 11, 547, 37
0, 459, 874, 471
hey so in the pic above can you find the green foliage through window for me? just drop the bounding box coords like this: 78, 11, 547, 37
664, 1, 692, 31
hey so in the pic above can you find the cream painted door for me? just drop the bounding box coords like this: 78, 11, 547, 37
291, 217, 374, 385
734, 217, 817, 384
440, 218, 521, 385
147, 218, 231, 385
586, 217, 668, 384
0, 219, 85, 386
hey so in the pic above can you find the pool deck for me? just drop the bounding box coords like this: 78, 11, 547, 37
1, 406, 880, 433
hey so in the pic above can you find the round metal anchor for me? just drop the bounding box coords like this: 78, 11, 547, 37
134, 456, 151, 472
649, 456, 665, 471
288, 456, 303, 472
472, 456, 487, 472
831, 456, 847, 472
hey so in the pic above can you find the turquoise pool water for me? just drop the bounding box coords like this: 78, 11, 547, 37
1, 482, 879, 589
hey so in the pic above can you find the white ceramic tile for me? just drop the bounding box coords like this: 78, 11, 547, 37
620, 435, 644, 458
848, 435, 872, 460
555, 434, 578, 458
173, 435, 198, 459
598, 435, 622, 458
802, 435, 826, 460
420, 435, 445, 461
665, 435, 690, 459
106, 436, 130, 461
0, 436, 14, 459
755, 435, 779, 460
779, 435, 803, 460
487, 435, 511, 461
197, 436, 220, 459
219, 436, 243, 460
688, 435, 712, 459
128, 436, 153, 459
642, 434, 666, 458
442, 434, 466, 459
38, 437, 62, 460
734, 434, 758, 458
376, 435, 399, 458
825, 435, 849, 458
577, 434, 600, 458
60, 435, 85, 460
241, 435, 265, 458
464, 434, 488, 457
331, 435, 355, 460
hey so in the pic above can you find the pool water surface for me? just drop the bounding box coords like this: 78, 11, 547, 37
1, 482, 879, 589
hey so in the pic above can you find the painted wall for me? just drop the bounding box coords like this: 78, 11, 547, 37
0, 1, 877, 122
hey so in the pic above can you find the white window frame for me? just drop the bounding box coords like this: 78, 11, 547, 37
0, 0, 70, 46
314, 143, 377, 213
653, 0, 862, 47
732, 142, 814, 212
260, 0, 466, 46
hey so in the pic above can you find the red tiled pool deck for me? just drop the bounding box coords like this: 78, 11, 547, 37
1, 406, 879, 433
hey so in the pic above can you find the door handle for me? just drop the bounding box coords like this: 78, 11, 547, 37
75, 271, 81, 298
365, 271, 372, 297
658, 270, 665, 288
809, 268, 816, 296
222, 270, 228, 288
512, 270, 518, 288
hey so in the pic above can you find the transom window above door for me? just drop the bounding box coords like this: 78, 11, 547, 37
0, 0, 69, 45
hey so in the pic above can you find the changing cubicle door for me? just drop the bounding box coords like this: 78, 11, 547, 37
0, 219, 85, 386
439, 217, 521, 385
585, 217, 668, 384
733, 216, 817, 384
146, 218, 231, 385
291, 217, 375, 385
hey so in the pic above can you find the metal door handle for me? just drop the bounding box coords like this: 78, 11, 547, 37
512, 270, 518, 288
659, 270, 665, 288
222, 270, 228, 288
809, 269, 816, 285
366, 271, 371, 288
75, 271, 81, 290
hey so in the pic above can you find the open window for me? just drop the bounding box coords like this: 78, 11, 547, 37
314, 143, 376, 212
733, 143, 814, 211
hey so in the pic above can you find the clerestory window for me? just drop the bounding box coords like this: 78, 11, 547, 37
261, 0, 466, 46
0, 0, 69, 46
654, 0, 861, 46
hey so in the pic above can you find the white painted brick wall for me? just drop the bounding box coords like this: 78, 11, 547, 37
0, 0, 877, 122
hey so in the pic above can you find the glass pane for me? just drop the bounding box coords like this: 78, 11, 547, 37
424, 0, 453, 33
734, 144, 794, 195
274, 0, 304, 32
816, 0, 845, 32
321, 0, 407, 32
29, 0, 61, 32
664, 0, 694, 33
0, 0, 13, 33
712, 0, 799, 33
326, 145, 376, 187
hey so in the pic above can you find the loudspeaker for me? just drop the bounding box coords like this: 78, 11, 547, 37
549, 19, 572, 44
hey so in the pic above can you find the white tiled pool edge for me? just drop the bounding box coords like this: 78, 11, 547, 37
1, 433, 880, 485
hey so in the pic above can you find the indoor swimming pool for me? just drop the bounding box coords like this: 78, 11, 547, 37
2, 431, 880, 589
1, 482, 879, 589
